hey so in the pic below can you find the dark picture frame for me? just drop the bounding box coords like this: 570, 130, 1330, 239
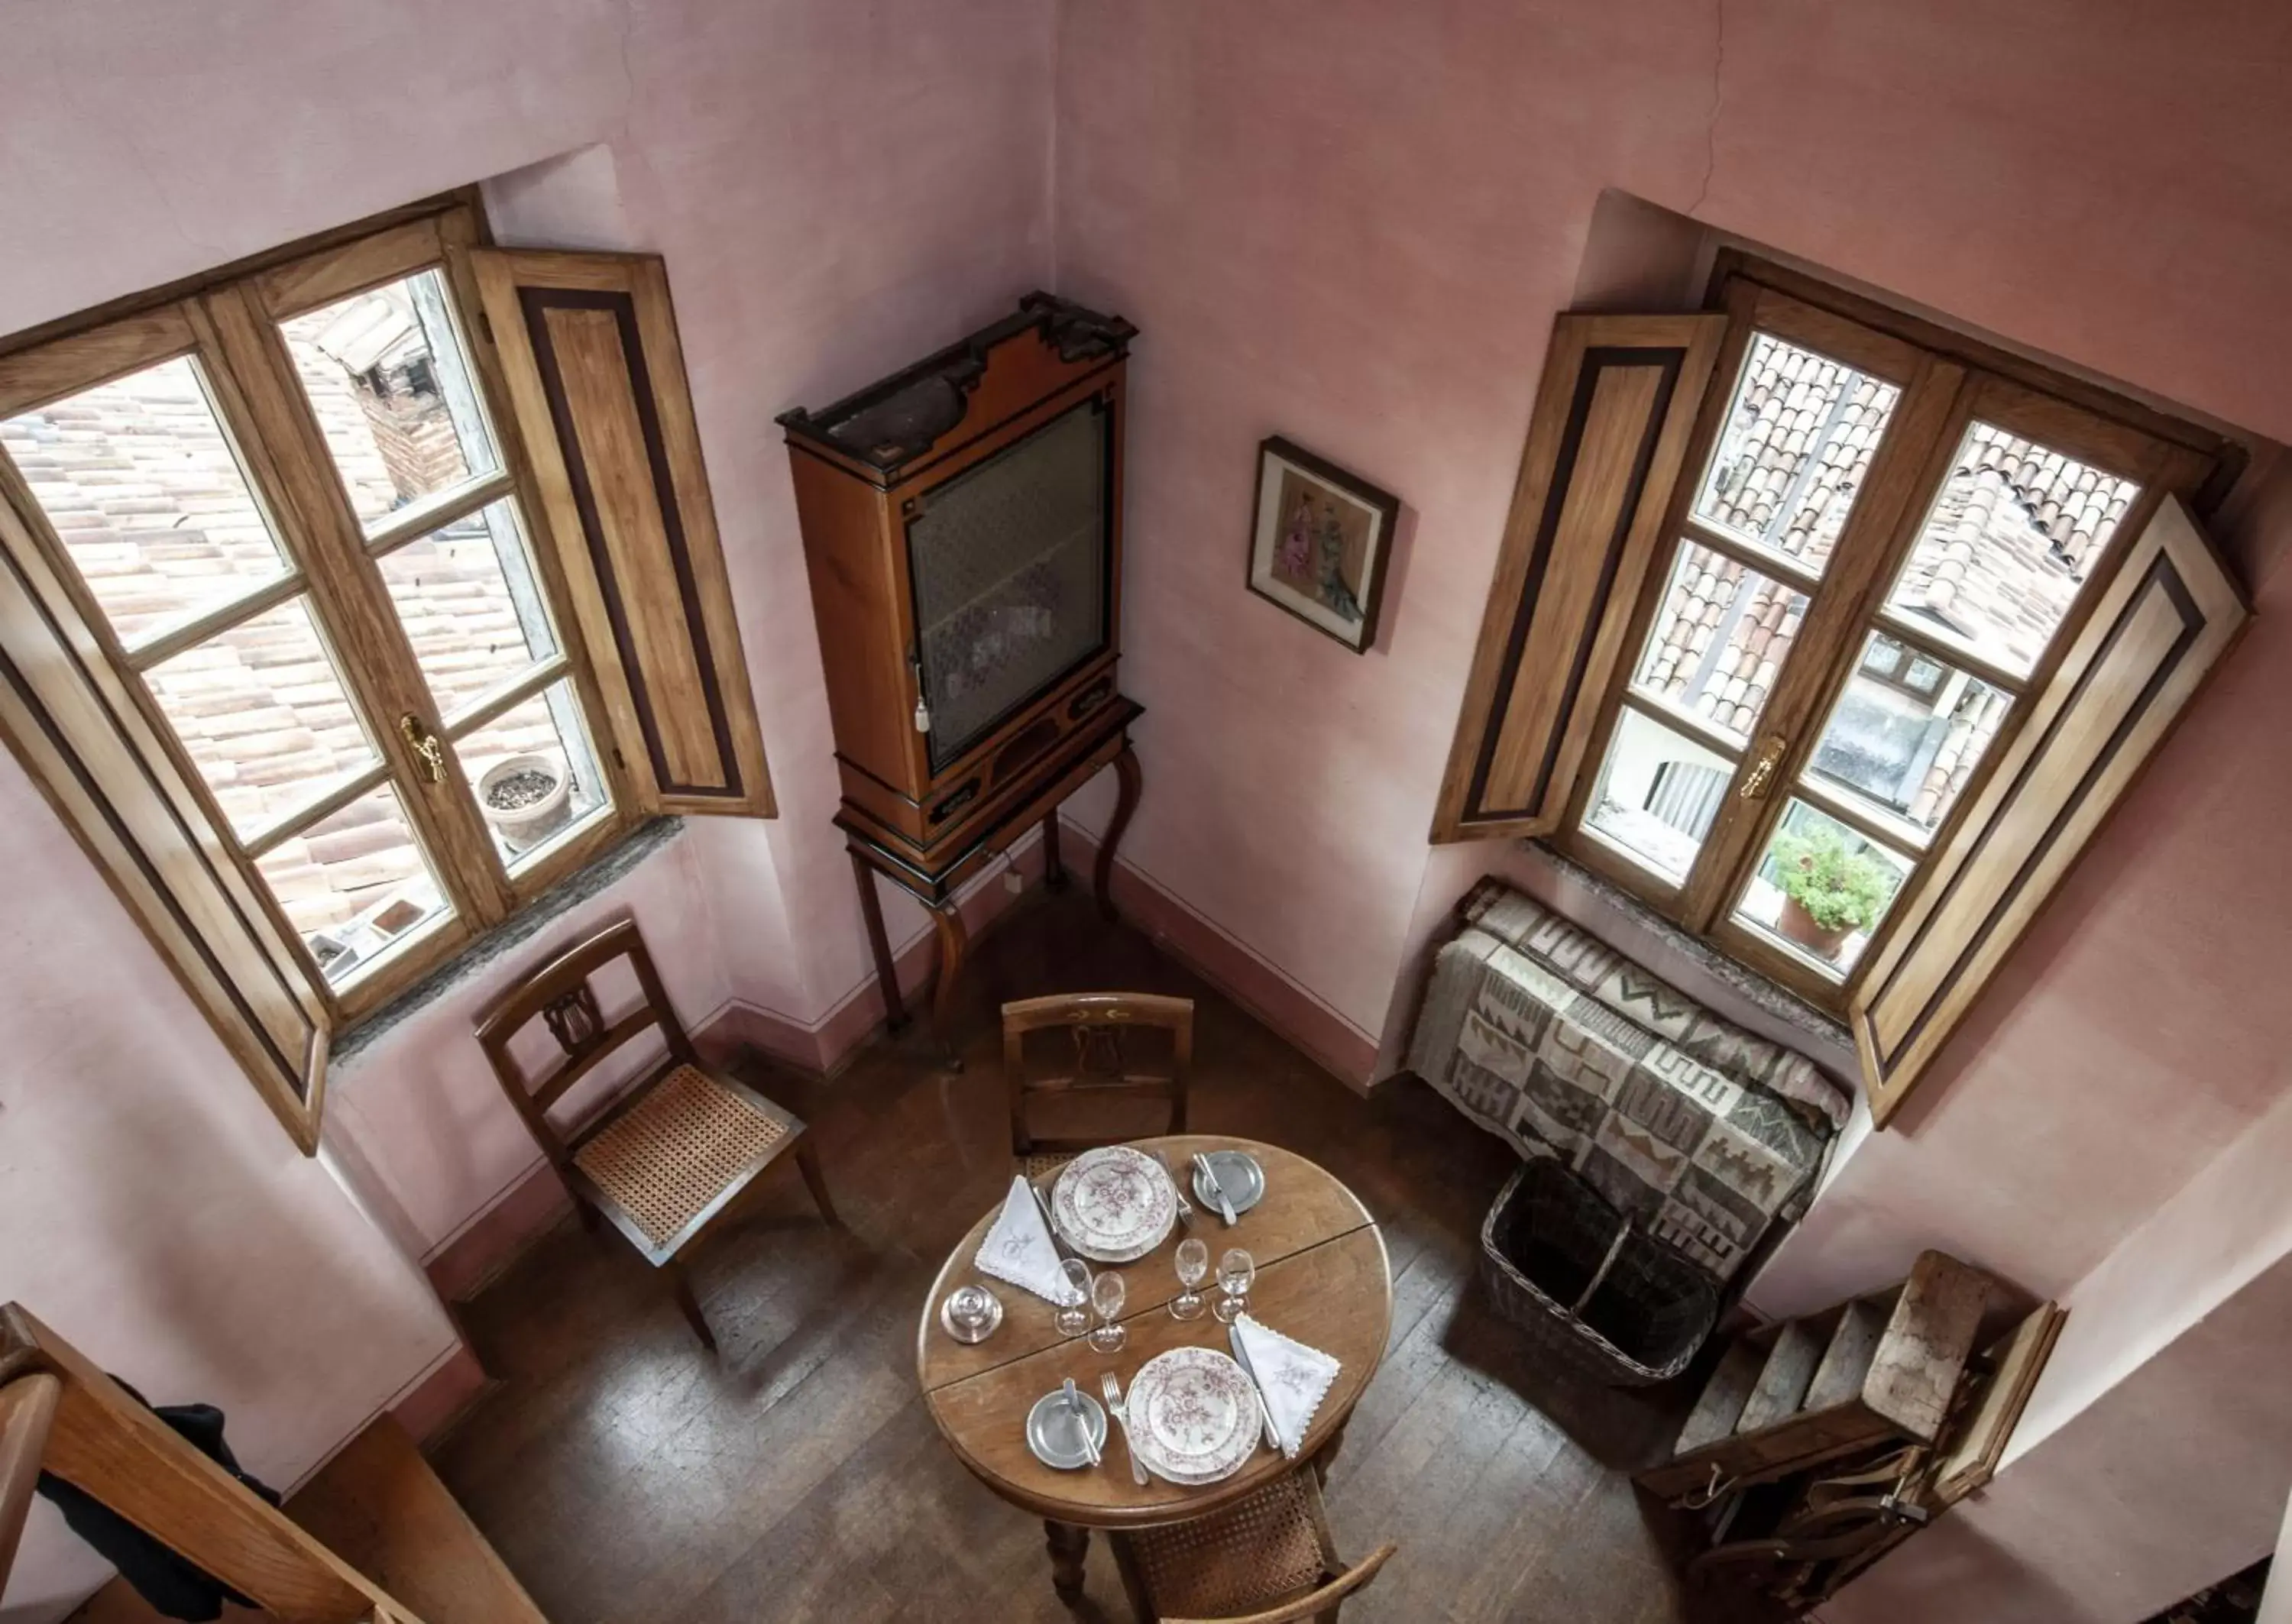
1245, 436, 1400, 653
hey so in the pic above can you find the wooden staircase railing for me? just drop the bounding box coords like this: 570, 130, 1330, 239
0, 1302, 429, 1623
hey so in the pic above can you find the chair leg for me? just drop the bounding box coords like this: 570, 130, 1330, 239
795, 1140, 840, 1228
665, 1260, 716, 1351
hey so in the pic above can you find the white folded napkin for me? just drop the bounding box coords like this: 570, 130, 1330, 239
1232, 1313, 1341, 1460
974, 1175, 1086, 1307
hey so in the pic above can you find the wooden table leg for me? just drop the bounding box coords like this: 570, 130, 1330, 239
1041, 810, 1067, 891
1043, 1519, 1089, 1606
928, 898, 969, 1072
1093, 745, 1142, 924
850, 850, 906, 1032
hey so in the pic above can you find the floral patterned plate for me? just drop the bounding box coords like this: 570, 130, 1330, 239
1125, 1346, 1261, 1485
1050, 1146, 1178, 1263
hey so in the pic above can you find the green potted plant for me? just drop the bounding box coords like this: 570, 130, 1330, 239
1769, 824, 1895, 962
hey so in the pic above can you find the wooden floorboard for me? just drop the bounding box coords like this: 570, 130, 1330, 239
428, 886, 1784, 1622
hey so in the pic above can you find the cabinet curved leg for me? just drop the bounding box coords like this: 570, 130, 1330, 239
928, 898, 969, 1072
1093, 746, 1142, 925
850, 850, 907, 1032
1043, 1519, 1089, 1605
1041, 810, 1067, 892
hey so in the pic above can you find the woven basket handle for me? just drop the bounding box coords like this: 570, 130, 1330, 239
1568, 1217, 1632, 1316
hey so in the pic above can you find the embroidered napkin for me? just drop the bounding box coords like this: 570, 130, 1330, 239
1232, 1313, 1341, 1460
974, 1175, 1086, 1306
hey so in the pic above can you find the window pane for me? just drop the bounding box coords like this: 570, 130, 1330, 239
1, 356, 293, 651
452, 681, 610, 873
253, 785, 448, 985
1693, 332, 1901, 574
144, 596, 377, 839
1581, 707, 1737, 882
1884, 422, 2140, 678
1734, 801, 1911, 979
376, 498, 559, 720
1806, 632, 2011, 841
1632, 540, 1808, 742
280, 269, 498, 531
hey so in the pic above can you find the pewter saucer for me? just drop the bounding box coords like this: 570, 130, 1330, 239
1192, 1150, 1265, 1216
1025, 1388, 1109, 1470
939, 1284, 1005, 1344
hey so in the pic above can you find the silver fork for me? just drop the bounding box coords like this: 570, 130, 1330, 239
1101, 1371, 1149, 1487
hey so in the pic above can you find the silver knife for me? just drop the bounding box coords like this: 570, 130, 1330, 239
1227, 1324, 1284, 1454
1148, 1150, 1196, 1225
1029, 1181, 1076, 1260
1195, 1151, 1240, 1227
1063, 1377, 1101, 1467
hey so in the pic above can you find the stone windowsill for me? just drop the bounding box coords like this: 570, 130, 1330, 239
1523, 839, 1853, 1056
332, 817, 685, 1065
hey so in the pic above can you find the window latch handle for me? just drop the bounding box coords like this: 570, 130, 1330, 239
1739, 733, 1788, 801
398, 713, 447, 785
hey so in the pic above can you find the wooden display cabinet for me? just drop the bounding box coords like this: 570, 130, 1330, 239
781, 293, 1144, 1059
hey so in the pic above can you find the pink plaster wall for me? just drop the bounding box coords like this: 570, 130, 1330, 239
1050, 0, 2292, 1315
0, 2, 1054, 1616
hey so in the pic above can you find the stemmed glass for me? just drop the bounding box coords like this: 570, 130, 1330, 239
1169, 1238, 1210, 1321
1088, 1267, 1128, 1354
1054, 1258, 1093, 1339
947, 1284, 995, 1343
1213, 1247, 1255, 1325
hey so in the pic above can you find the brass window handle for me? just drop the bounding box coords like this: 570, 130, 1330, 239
1739, 733, 1788, 801
399, 713, 447, 784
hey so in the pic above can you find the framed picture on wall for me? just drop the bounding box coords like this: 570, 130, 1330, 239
1245, 437, 1400, 653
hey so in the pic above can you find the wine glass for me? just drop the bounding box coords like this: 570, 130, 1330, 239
1170, 1237, 1209, 1321
1213, 1247, 1255, 1324
1087, 1267, 1128, 1354
1055, 1258, 1093, 1338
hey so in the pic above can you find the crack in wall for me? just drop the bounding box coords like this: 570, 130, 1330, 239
1686, 0, 1727, 218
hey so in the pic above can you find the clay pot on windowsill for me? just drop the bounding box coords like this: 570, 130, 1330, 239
479, 754, 572, 853
1776, 895, 1853, 962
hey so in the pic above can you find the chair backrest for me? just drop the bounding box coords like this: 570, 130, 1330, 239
1002, 992, 1194, 1157
1159, 1542, 1397, 1624
474, 917, 689, 1168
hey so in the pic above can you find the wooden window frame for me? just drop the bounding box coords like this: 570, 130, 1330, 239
1546, 255, 2237, 1017
0, 198, 640, 1030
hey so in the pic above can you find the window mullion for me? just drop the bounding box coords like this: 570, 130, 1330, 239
189, 286, 515, 930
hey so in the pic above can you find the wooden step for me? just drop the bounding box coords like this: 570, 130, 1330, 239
1675, 1336, 1764, 1457
72, 1418, 541, 1624
1735, 1318, 1824, 1434
1637, 1251, 1995, 1503
1804, 1295, 1892, 1415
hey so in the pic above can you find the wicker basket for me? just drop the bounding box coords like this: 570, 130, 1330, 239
1478, 1159, 1717, 1387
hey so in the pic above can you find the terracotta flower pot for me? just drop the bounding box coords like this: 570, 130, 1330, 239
1777, 894, 1853, 962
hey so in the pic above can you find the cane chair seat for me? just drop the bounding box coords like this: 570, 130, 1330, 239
1015, 1150, 1079, 1181
1124, 1470, 1332, 1619
573, 1064, 795, 1251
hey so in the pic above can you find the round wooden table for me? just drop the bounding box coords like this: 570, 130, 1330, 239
915, 1135, 1392, 1604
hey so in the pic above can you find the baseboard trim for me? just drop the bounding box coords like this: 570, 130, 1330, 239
386, 1339, 492, 1448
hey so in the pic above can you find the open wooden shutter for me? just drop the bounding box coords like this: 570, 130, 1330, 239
1430, 313, 1724, 841
1852, 495, 2249, 1124
0, 494, 329, 1152
471, 249, 774, 817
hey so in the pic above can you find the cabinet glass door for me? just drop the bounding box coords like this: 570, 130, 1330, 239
905, 398, 1109, 771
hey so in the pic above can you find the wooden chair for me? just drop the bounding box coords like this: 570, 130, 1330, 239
1109, 1465, 1396, 1622
474, 918, 837, 1350
1003, 992, 1193, 1178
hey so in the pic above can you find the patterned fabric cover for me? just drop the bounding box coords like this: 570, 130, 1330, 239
1408, 882, 1847, 1285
